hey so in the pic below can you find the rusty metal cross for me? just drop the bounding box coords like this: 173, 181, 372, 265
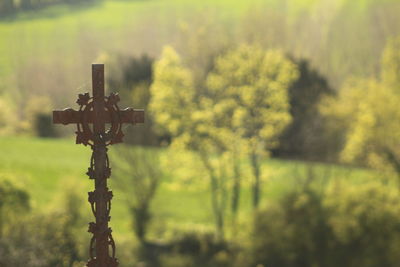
53, 64, 144, 267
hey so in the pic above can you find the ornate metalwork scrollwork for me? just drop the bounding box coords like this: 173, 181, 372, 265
75, 92, 125, 147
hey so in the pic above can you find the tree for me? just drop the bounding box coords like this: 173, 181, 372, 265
150, 46, 230, 240
111, 146, 161, 244
322, 78, 400, 174
273, 59, 334, 161
252, 180, 400, 267
382, 36, 400, 89
0, 0, 15, 15
206, 45, 298, 209
20, 0, 32, 10
321, 37, 400, 180
151, 45, 298, 238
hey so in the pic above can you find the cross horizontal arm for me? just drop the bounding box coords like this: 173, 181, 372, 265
53, 108, 144, 125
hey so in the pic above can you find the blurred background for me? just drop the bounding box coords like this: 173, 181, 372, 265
1, 0, 400, 266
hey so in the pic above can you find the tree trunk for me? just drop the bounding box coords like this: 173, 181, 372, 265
132, 203, 150, 244
0, 0, 15, 15
231, 153, 241, 221
250, 151, 261, 209
0, 205, 3, 238
383, 148, 400, 186
20, 0, 32, 10
200, 152, 225, 241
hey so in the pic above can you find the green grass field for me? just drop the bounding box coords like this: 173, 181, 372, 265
0, 136, 383, 243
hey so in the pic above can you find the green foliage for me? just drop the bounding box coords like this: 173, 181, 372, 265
207, 45, 298, 208
134, 228, 233, 267
0, 97, 18, 136
382, 36, 400, 89
325, 182, 400, 266
24, 95, 55, 136
0, 213, 82, 267
149, 46, 226, 231
150, 46, 197, 150
252, 176, 331, 267
161, 231, 232, 267
35, 113, 57, 137
150, 44, 299, 238
321, 38, 400, 176
107, 54, 153, 104
207, 45, 298, 150
0, 0, 98, 16
0, 179, 84, 266
0, 0, 15, 15
149, 46, 228, 240
274, 59, 334, 160
252, 180, 400, 267
0, 178, 30, 237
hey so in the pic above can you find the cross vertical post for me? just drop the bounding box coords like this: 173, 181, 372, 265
53, 64, 145, 267
92, 64, 110, 267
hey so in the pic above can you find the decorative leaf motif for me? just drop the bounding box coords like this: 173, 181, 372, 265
75, 131, 84, 144
88, 222, 97, 234
86, 167, 95, 179
104, 167, 111, 179
107, 93, 120, 105
76, 93, 90, 106
88, 191, 96, 203
87, 259, 96, 267
106, 190, 113, 201
109, 258, 119, 267
110, 131, 124, 145
76, 131, 90, 146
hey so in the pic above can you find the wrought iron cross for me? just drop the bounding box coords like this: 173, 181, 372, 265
53, 64, 144, 267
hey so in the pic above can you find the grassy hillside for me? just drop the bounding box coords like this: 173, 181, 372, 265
1, 0, 400, 112
0, 0, 257, 105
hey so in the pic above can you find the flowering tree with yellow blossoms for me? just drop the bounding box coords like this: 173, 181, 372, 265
321, 37, 400, 180
150, 45, 298, 238
207, 45, 299, 209
150, 46, 230, 239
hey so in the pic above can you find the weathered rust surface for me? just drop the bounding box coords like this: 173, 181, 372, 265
53, 64, 144, 267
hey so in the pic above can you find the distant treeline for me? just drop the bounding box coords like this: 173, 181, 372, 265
0, 0, 98, 15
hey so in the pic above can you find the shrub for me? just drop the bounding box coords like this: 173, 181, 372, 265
0, 177, 30, 237
35, 113, 57, 137
159, 231, 232, 267
24, 95, 57, 137
252, 188, 332, 267
252, 181, 400, 267
0, 213, 82, 267
326, 181, 400, 267
0, 182, 86, 266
